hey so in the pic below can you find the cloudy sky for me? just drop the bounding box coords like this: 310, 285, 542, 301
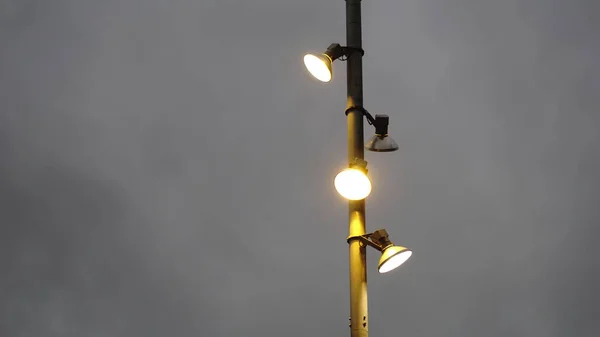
1, 0, 599, 336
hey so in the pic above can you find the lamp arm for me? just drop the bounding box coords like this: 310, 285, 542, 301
345, 106, 376, 126
325, 44, 364, 62
345, 106, 392, 136
347, 233, 383, 251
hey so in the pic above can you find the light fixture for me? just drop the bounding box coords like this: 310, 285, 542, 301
303, 43, 345, 82
369, 229, 412, 273
378, 246, 412, 273
348, 229, 412, 274
365, 114, 399, 152
344, 107, 399, 153
334, 158, 371, 200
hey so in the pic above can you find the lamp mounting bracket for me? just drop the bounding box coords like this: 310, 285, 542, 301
345, 106, 391, 136
345, 106, 376, 124
349, 157, 368, 170
339, 46, 365, 60
327, 44, 365, 61
347, 233, 384, 251
347, 229, 394, 251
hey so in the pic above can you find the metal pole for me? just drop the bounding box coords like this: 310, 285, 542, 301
345, 0, 368, 337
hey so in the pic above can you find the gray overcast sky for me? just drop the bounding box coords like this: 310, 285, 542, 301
1, 0, 599, 336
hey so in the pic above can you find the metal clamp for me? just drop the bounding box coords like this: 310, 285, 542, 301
344, 106, 376, 125
346, 233, 383, 251
341, 46, 365, 57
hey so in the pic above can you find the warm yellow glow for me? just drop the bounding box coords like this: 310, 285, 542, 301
378, 247, 412, 273
303, 54, 332, 82
334, 168, 371, 200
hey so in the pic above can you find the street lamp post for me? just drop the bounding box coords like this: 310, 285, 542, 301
345, 0, 368, 337
302, 1, 413, 337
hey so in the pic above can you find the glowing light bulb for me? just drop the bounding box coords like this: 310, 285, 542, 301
378, 247, 412, 273
334, 168, 371, 200
303, 54, 332, 82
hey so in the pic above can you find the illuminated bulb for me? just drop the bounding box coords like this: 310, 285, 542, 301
378, 246, 412, 273
303, 54, 333, 82
334, 168, 371, 200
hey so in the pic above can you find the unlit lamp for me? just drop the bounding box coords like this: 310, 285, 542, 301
365, 114, 399, 152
